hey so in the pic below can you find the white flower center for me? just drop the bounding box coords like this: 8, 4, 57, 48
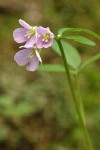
28, 48, 41, 59
42, 33, 50, 42
28, 49, 36, 58
25, 27, 36, 38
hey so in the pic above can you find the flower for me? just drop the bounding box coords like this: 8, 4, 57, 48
36, 26, 54, 48
13, 19, 54, 72
13, 19, 54, 49
14, 48, 42, 72
13, 19, 37, 48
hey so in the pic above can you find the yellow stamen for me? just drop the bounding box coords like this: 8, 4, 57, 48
25, 27, 36, 38
42, 32, 50, 42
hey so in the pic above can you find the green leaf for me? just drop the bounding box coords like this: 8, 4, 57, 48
52, 39, 61, 56
79, 53, 100, 71
58, 28, 100, 40
63, 35, 96, 46
12, 103, 34, 117
52, 39, 81, 69
38, 64, 65, 72
0, 102, 34, 117
0, 96, 14, 108
38, 64, 76, 74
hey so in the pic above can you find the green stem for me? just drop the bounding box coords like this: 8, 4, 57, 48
56, 38, 93, 150
75, 74, 86, 124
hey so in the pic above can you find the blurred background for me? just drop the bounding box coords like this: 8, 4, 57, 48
0, 0, 100, 149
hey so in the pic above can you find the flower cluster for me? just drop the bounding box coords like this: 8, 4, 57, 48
13, 19, 54, 72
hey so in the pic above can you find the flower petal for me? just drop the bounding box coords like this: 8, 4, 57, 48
26, 56, 39, 72
37, 26, 49, 35
13, 28, 28, 43
43, 38, 54, 48
24, 36, 37, 48
36, 27, 54, 48
35, 50, 42, 63
19, 19, 31, 29
36, 36, 43, 48
14, 49, 30, 66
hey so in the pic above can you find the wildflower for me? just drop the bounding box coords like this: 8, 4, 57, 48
37, 26, 54, 48
13, 19, 37, 48
14, 48, 42, 72
13, 19, 54, 72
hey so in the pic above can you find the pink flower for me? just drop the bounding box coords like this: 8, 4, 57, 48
36, 26, 54, 48
13, 19, 37, 48
14, 48, 42, 72
13, 19, 54, 49
13, 19, 54, 72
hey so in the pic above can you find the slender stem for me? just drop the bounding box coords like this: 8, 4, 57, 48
75, 74, 86, 124
56, 38, 93, 150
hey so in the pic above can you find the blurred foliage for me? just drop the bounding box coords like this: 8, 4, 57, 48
0, 0, 100, 149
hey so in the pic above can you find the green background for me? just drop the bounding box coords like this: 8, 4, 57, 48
0, 0, 100, 149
